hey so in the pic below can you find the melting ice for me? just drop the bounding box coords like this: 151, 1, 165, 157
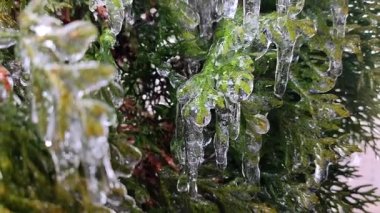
17, 0, 140, 210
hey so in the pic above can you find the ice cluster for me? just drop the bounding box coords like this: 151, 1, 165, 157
172, 0, 348, 195
0, 0, 141, 210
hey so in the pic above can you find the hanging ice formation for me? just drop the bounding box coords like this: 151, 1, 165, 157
10, 0, 141, 210
309, 0, 348, 93
183, 0, 239, 38
89, 0, 134, 36
256, 0, 317, 98
171, 0, 351, 196
172, 0, 271, 196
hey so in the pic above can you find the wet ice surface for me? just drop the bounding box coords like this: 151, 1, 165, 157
175, 0, 264, 193
173, 0, 356, 197
15, 1, 141, 210
243, 0, 261, 44
89, 0, 133, 35
273, 0, 306, 98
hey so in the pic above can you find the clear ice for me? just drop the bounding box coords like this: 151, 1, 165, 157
214, 109, 230, 170
222, 0, 239, 19
89, 0, 132, 36
174, 0, 259, 194
185, 0, 239, 38
273, 0, 306, 98
173, 0, 327, 194
184, 119, 204, 195
188, 0, 218, 38
17, 0, 140, 210
309, 0, 348, 93
327, 0, 348, 78
243, 0, 261, 45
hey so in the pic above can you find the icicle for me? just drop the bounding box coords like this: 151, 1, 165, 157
123, 0, 134, 26
313, 144, 329, 185
184, 119, 204, 196
214, 109, 230, 169
228, 102, 241, 140
242, 156, 261, 183
242, 114, 269, 183
326, 0, 348, 78
274, 41, 296, 98
331, 0, 348, 39
242, 134, 261, 183
223, 0, 239, 19
172, 103, 187, 166
177, 170, 190, 192
273, 0, 306, 98
188, 0, 218, 38
196, 0, 215, 38
20, 1, 139, 209
243, 0, 261, 45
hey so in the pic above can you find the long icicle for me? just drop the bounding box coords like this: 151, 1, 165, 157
273, 0, 305, 98
326, 0, 348, 78
243, 0, 261, 46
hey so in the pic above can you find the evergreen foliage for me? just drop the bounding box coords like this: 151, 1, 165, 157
0, 0, 379, 212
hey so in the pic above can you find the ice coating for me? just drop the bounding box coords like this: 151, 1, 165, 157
313, 145, 328, 185
273, 0, 305, 98
331, 0, 348, 39
19, 0, 140, 210
308, 0, 348, 93
184, 119, 204, 195
243, 0, 261, 45
188, 0, 218, 38
46, 21, 98, 63
173, 0, 200, 30
185, 0, 240, 38
174, 0, 259, 193
106, 0, 125, 35
228, 102, 241, 140
327, 0, 348, 78
222, 0, 239, 19
89, 0, 130, 36
173, 0, 348, 196
243, 113, 269, 183
214, 109, 230, 169
274, 40, 297, 98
